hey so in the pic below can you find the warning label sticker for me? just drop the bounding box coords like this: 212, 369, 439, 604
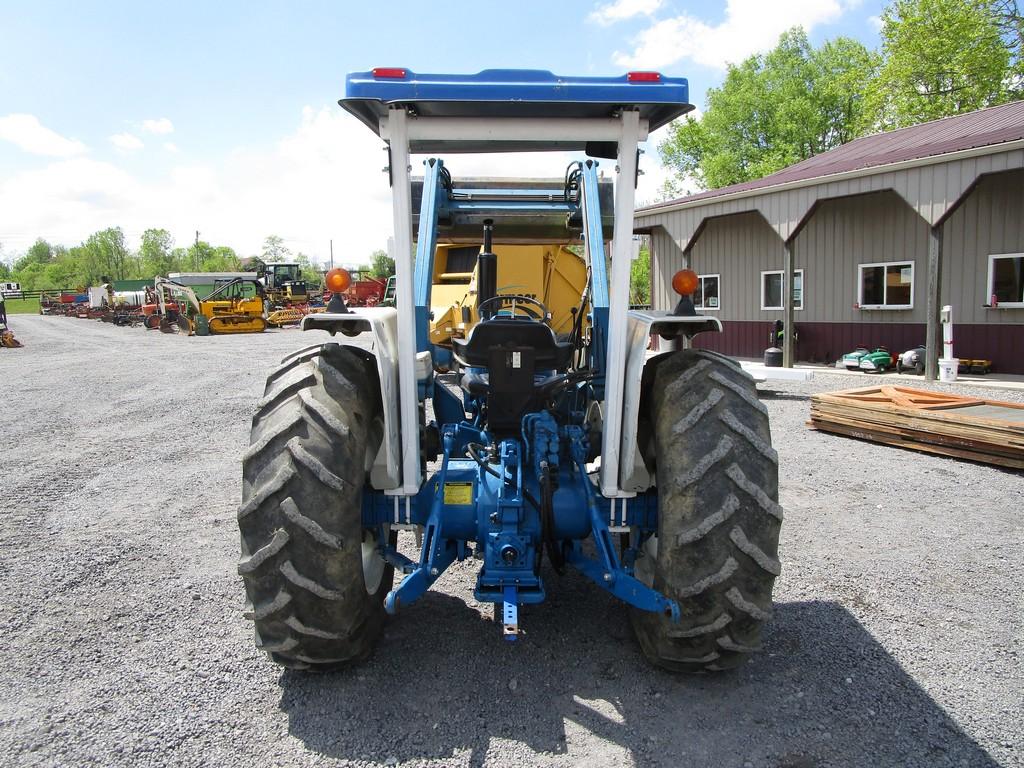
443, 482, 474, 506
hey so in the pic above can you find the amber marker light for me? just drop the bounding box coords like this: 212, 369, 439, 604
326, 268, 352, 294
672, 269, 699, 296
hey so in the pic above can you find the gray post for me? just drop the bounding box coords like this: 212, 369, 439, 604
924, 226, 943, 381
783, 241, 795, 368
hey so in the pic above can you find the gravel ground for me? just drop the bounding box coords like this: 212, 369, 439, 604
0, 314, 1020, 768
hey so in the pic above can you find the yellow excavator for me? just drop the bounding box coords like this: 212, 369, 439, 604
154, 277, 269, 335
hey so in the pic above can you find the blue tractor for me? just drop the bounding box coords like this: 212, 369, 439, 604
237, 69, 782, 672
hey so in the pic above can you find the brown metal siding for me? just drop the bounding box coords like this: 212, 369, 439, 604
793, 190, 929, 324
691, 320, 1024, 372
954, 324, 1024, 371
651, 191, 932, 326
685, 212, 785, 322
942, 169, 1024, 325
692, 320, 928, 362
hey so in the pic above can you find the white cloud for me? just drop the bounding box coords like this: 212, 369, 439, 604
0, 114, 87, 157
0, 105, 697, 262
142, 118, 174, 135
109, 132, 144, 151
589, 0, 663, 26
868, 14, 883, 32
613, 0, 849, 70
0, 106, 394, 263
162, 142, 180, 153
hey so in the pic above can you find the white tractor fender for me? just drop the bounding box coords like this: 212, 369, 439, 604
617, 310, 722, 493
301, 307, 405, 490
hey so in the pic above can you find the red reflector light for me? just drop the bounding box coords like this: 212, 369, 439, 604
372, 67, 407, 79
627, 71, 661, 82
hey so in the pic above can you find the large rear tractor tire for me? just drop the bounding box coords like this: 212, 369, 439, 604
238, 343, 392, 670
631, 349, 782, 672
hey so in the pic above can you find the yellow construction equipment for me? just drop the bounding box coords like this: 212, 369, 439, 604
266, 305, 327, 328
427, 242, 589, 349
154, 277, 268, 335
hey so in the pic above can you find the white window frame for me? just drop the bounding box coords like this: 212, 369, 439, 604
760, 269, 804, 311
694, 273, 720, 311
857, 260, 914, 310
987, 252, 1024, 308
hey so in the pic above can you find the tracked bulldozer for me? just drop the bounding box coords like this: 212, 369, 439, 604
154, 277, 269, 335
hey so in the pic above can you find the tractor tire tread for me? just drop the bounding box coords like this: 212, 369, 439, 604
238, 343, 390, 669
631, 348, 781, 673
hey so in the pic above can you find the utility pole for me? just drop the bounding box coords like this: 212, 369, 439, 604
329, 239, 334, 270
194, 230, 200, 271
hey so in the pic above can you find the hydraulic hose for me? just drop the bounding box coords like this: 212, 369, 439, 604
539, 462, 565, 574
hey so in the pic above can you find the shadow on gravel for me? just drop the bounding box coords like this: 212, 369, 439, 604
757, 390, 813, 402
277, 591, 998, 768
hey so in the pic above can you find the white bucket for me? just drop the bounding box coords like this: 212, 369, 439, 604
938, 358, 959, 383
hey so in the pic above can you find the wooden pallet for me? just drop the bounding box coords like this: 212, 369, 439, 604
808, 385, 1024, 469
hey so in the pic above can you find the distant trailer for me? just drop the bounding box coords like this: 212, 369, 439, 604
1, 281, 22, 298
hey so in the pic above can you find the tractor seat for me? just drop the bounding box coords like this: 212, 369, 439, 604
452, 318, 573, 371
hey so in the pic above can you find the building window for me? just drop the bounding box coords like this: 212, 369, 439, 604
693, 273, 720, 310
988, 253, 1024, 307
858, 261, 914, 309
761, 269, 804, 311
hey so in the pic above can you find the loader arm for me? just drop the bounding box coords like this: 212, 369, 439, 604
153, 277, 202, 315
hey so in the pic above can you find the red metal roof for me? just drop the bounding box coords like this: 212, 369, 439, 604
640, 100, 1024, 212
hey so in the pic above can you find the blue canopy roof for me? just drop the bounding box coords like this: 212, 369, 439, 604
339, 69, 692, 148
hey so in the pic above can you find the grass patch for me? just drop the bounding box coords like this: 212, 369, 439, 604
5, 297, 41, 314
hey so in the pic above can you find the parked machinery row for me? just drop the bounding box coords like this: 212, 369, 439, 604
40, 270, 334, 336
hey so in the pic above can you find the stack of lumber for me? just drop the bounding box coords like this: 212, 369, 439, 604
809, 385, 1024, 469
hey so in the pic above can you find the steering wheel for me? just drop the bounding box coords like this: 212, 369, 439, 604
477, 294, 549, 322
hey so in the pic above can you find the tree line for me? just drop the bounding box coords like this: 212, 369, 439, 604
661, 0, 1024, 193
0, 230, 329, 291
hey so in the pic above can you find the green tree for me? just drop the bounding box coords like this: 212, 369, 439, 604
169, 247, 191, 271
630, 243, 651, 306
660, 28, 878, 190
14, 262, 47, 291
42, 252, 83, 289
813, 37, 882, 142
14, 238, 55, 273
139, 228, 179, 277
867, 0, 1015, 128
82, 228, 134, 282
369, 248, 395, 278
994, 0, 1024, 90
199, 244, 241, 272
262, 234, 291, 262
295, 252, 322, 284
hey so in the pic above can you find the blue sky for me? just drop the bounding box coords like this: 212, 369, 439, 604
0, 0, 886, 265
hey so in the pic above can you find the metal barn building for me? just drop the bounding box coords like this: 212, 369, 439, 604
636, 102, 1024, 377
